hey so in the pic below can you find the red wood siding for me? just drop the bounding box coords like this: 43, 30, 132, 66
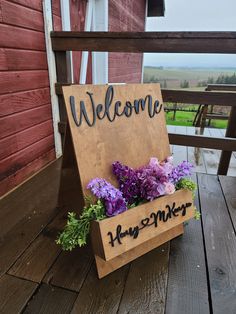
0, 0, 55, 196
69, 0, 92, 83
0, 0, 146, 196
109, 0, 146, 83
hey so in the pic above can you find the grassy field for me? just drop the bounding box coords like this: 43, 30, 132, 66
144, 66, 236, 89
165, 110, 227, 129
143, 66, 233, 128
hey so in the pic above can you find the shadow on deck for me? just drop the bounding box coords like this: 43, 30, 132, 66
1, 131, 236, 313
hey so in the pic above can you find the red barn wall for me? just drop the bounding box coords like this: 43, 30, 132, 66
0, 0, 145, 196
0, 0, 60, 196
109, 0, 146, 83
69, 0, 92, 84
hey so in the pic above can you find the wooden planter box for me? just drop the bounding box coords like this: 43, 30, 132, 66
91, 189, 195, 278
61, 83, 196, 278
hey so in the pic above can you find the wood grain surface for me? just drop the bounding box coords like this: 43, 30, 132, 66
198, 173, 236, 314
91, 189, 194, 261
0, 274, 37, 314
62, 83, 170, 194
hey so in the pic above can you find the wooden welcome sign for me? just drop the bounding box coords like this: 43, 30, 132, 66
60, 83, 195, 278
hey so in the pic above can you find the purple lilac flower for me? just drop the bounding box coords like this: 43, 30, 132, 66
87, 178, 127, 217
136, 157, 174, 201
169, 161, 193, 184
112, 161, 140, 204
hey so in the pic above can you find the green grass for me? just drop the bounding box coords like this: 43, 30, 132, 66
165, 110, 227, 129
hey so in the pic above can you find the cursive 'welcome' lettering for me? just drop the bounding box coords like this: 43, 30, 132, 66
69, 85, 162, 127
107, 201, 192, 247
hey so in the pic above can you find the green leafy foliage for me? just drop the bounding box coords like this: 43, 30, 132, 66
194, 208, 201, 220
175, 178, 197, 197
56, 200, 106, 251
175, 179, 201, 220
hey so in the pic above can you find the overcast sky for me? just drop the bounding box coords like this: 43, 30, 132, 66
144, 0, 236, 68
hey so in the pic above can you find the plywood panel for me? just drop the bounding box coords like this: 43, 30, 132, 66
92, 190, 194, 261
62, 83, 170, 193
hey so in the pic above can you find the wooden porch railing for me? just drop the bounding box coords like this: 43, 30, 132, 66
51, 31, 236, 175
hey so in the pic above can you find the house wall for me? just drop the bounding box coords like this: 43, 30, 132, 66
0, 0, 146, 197
108, 0, 146, 83
0, 0, 62, 196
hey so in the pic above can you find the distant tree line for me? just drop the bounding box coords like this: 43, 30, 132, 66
197, 73, 236, 87
145, 75, 168, 88
180, 80, 189, 88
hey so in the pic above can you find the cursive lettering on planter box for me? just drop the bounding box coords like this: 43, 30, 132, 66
107, 201, 192, 247
69, 85, 162, 127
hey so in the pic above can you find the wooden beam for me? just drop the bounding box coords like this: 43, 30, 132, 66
168, 133, 236, 151
57, 121, 236, 152
51, 31, 236, 53
206, 84, 236, 91
162, 89, 236, 107
55, 83, 236, 107
205, 114, 229, 120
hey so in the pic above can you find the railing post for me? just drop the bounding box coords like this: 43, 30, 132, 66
218, 106, 236, 175
54, 51, 72, 146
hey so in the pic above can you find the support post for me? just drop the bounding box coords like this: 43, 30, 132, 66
54, 51, 72, 146
218, 106, 236, 175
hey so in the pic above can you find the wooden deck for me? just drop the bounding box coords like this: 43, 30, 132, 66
1, 131, 236, 313
169, 126, 236, 176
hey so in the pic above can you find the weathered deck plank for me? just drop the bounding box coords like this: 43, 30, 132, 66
71, 263, 129, 314
165, 174, 210, 314
43, 244, 93, 292
0, 160, 61, 277
219, 175, 236, 230
0, 158, 61, 237
118, 242, 169, 314
0, 274, 37, 314
198, 173, 236, 314
7, 210, 67, 282
23, 283, 77, 314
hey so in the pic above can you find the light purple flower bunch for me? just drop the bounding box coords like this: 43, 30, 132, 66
169, 160, 193, 184
136, 157, 175, 201
113, 157, 193, 202
88, 157, 193, 218
87, 178, 127, 217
